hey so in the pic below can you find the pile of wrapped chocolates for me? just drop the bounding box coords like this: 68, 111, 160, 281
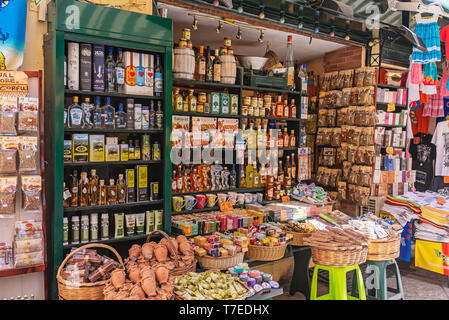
172, 209, 264, 237
248, 223, 293, 246
227, 263, 280, 298
279, 220, 320, 234
60, 248, 122, 283
293, 183, 331, 204
192, 230, 249, 258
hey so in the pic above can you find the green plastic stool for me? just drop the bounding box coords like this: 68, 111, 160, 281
352, 259, 404, 300
310, 264, 366, 300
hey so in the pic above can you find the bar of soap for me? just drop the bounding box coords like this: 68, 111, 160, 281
249, 270, 260, 278
269, 281, 280, 289
262, 273, 272, 282
247, 278, 256, 288
261, 282, 271, 289
253, 284, 263, 293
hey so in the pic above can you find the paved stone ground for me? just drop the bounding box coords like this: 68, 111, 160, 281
274, 263, 449, 300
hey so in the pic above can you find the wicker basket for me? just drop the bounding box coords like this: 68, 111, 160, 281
367, 235, 401, 261
57, 243, 124, 300
287, 231, 312, 246
174, 269, 251, 300
146, 230, 197, 276
310, 245, 368, 267
198, 252, 245, 270
245, 244, 287, 261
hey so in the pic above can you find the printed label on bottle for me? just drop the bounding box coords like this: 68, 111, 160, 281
64, 110, 68, 125
107, 67, 115, 90
287, 67, 294, 86
70, 109, 83, 126
93, 111, 102, 126
105, 111, 114, 125
116, 67, 125, 85
82, 187, 87, 194
155, 73, 163, 93
199, 61, 206, 75
63, 190, 72, 200
72, 187, 78, 194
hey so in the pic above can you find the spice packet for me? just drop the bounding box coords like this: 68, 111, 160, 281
19, 136, 38, 172
21, 175, 42, 211
0, 97, 18, 135
0, 176, 17, 218
18, 97, 39, 113
0, 136, 18, 173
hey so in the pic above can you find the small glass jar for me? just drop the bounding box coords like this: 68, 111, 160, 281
224, 37, 232, 47
243, 96, 251, 106
182, 28, 191, 40
241, 106, 248, 116
219, 46, 228, 56
198, 92, 207, 104
227, 47, 234, 55
179, 38, 187, 48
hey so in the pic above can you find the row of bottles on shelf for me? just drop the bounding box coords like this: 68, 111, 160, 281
65, 43, 163, 95
64, 167, 159, 208
240, 122, 296, 149
64, 169, 126, 207
171, 152, 298, 194
65, 96, 163, 129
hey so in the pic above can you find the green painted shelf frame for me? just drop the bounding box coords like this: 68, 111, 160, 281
43, 0, 173, 300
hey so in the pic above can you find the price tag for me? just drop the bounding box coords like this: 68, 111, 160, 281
387, 103, 396, 112
444, 177, 449, 184
219, 201, 233, 212
281, 196, 290, 203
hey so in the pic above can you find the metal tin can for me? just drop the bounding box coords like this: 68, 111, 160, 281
150, 182, 160, 200
253, 106, 259, 117
198, 92, 207, 103
243, 96, 251, 106
251, 97, 258, 108
258, 97, 264, 109
179, 38, 187, 48
264, 95, 272, 105
241, 106, 248, 115
219, 46, 228, 56
182, 28, 191, 40
152, 141, 161, 160
197, 102, 204, 113
248, 106, 254, 116
224, 37, 232, 47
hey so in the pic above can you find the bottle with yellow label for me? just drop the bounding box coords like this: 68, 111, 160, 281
187, 89, 197, 112
173, 88, 183, 112
245, 161, 254, 188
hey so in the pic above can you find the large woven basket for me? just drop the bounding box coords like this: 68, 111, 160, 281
174, 269, 251, 300
57, 243, 124, 300
198, 252, 245, 270
146, 230, 197, 276
310, 245, 368, 267
367, 235, 401, 261
245, 244, 287, 261
286, 231, 312, 246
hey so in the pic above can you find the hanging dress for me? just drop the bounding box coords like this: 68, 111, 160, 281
412, 14, 441, 63
423, 82, 445, 117
421, 61, 438, 95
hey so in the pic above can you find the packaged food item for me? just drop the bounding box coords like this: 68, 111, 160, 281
0, 97, 17, 134
364, 67, 376, 86
0, 136, 18, 173
21, 175, 41, 211
114, 212, 125, 238
145, 210, 155, 234
354, 68, 366, 87
101, 213, 109, 240
125, 214, 136, 236
338, 181, 347, 200
18, 97, 39, 113
18, 111, 38, 131
135, 213, 145, 234
81, 215, 89, 243
0, 176, 17, 217
19, 136, 38, 172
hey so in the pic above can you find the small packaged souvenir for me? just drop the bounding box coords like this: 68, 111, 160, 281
21, 175, 42, 211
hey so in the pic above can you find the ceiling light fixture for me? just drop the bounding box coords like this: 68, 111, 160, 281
236, 27, 242, 40
259, 5, 265, 19
192, 16, 198, 30
258, 30, 264, 43
216, 21, 224, 33
280, 10, 285, 24
237, 0, 243, 13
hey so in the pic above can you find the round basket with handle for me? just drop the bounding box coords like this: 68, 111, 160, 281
174, 269, 251, 300
57, 243, 124, 300
245, 243, 287, 261
367, 235, 401, 261
198, 252, 245, 270
146, 230, 197, 276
